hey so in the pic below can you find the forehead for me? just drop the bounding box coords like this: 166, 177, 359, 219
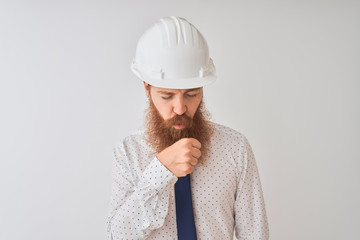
152, 86, 202, 94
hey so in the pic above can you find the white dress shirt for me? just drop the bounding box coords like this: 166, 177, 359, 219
107, 122, 269, 239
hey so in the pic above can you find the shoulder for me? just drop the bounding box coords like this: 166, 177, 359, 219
112, 129, 156, 169
209, 123, 256, 175
113, 129, 149, 153
210, 122, 253, 154
211, 122, 247, 142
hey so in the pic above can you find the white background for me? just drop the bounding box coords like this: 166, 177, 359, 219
1, 0, 359, 239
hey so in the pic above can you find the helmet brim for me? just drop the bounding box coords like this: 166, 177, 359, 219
130, 61, 217, 89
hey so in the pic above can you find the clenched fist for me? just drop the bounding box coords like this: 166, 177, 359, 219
156, 138, 202, 177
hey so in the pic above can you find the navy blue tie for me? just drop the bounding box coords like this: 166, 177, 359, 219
175, 174, 197, 239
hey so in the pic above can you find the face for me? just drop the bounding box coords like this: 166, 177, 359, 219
143, 81, 214, 163
144, 82, 203, 130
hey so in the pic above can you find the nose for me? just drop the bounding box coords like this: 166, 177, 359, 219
173, 96, 187, 115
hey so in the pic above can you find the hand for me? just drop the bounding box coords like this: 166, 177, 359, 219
156, 138, 202, 177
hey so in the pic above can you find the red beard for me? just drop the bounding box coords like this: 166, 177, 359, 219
145, 98, 214, 164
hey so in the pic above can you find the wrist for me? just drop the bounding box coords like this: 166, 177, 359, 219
156, 152, 173, 174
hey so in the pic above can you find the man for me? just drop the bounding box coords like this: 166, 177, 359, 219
107, 16, 269, 239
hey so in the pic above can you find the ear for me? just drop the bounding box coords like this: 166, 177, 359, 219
143, 81, 150, 97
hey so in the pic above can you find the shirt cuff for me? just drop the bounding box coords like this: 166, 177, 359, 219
138, 156, 178, 193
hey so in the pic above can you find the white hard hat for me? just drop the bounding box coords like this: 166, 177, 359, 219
131, 16, 216, 89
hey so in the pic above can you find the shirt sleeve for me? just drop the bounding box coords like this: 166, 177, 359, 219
234, 136, 269, 240
106, 141, 178, 239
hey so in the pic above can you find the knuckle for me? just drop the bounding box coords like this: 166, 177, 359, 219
181, 157, 189, 164
184, 165, 193, 173
184, 149, 191, 155
180, 138, 189, 147
185, 139, 193, 145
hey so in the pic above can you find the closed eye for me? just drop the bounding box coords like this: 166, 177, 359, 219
186, 93, 198, 98
161, 95, 173, 100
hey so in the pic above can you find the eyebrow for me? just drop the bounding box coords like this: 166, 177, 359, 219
157, 88, 201, 95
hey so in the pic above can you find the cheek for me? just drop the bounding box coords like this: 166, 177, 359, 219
152, 98, 172, 120
188, 98, 202, 117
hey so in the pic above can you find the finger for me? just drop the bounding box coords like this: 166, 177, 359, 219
189, 138, 202, 149
178, 163, 194, 176
191, 148, 202, 159
185, 163, 195, 174
189, 156, 198, 166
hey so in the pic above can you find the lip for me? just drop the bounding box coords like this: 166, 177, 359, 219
174, 124, 185, 129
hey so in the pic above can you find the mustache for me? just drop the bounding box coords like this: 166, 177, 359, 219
164, 114, 193, 128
